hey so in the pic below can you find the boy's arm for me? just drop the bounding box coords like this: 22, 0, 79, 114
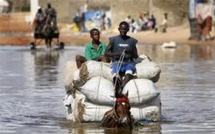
132, 40, 139, 59
104, 40, 112, 57
79, 63, 89, 81
95, 44, 107, 61
72, 63, 89, 89
105, 40, 121, 57
84, 45, 92, 60
101, 43, 107, 55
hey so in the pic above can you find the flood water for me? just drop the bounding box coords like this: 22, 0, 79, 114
0, 44, 214, 134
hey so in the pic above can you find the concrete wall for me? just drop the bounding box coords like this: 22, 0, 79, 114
11, 0, 30, 11
13, 0, 189, 26
39, 0, 71, 23
111, 0, 149, 28
152, 0, 188, 26
39, 0, 111, 23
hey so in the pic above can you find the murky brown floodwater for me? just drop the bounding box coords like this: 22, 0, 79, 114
0, 44, 214, 134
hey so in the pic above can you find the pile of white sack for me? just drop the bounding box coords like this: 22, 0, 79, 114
63, 55, 161, 122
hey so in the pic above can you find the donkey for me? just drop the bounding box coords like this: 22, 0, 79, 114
101, 94, 134, 130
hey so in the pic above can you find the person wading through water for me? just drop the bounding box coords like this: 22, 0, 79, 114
33, 8, 45, 34
105, 21, 139, 97
45, 3, 57, 29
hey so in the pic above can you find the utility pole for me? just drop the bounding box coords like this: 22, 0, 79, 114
25, 0, 39, 23
30, 0, 39, 17
149, 0, 153, 16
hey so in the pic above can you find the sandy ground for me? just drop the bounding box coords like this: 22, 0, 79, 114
0, 13, 215, 46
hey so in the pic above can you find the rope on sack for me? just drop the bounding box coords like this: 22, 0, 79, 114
114, 49, 126, 88
95, 104, 99, 121
100, 61, 103, 77
101, 62, 105, 79
96, 75, 102, 100
133, 79, 143, 119
97, 105, 101, 120
96, 60, 103, 120
112, 49, 126, 109
94, 76, 102, 120
96, 72, 101, 120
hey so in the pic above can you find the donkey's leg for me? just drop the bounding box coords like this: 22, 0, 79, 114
45, 38, 52, 48
45, 38, 49, 48
48, 38, 52, 48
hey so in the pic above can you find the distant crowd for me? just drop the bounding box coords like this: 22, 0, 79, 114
124, 13, 168, 33
33, 3, 58, 34
125, 14, 156, 33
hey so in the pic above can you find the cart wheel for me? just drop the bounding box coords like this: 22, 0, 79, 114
30, 42, 36, 50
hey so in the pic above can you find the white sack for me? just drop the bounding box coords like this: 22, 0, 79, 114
81, 77, 160, 106
139, 54, 152, 62
73, 69, 80, 81
63, 94, 73, 107
123, 79, 160, 106
80, 76, 115, 106
86, 60, 113, 80
64, 60, 112, 87
136, 61, 161, 82
63, 92, 86, 122
63, 92, 161, 122
82, 102, 160, 122
64, 60, 77, 86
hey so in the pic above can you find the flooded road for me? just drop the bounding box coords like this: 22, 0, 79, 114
0, 44, 214, 134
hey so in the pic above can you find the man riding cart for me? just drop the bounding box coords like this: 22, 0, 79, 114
105, 21, 139, 97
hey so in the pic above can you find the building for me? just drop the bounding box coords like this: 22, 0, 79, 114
12, 0, 190, 27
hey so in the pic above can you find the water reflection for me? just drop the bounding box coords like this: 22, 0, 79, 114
191, 44, 214, 61
138, 44, 215, 63
59, 122, 161, 134
31, 50, 60, 86
0, 44, 214, 133
32, 50, 60, 67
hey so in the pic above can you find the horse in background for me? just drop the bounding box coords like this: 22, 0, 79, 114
32, 8, 60, 49
101, 94, 134, 130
